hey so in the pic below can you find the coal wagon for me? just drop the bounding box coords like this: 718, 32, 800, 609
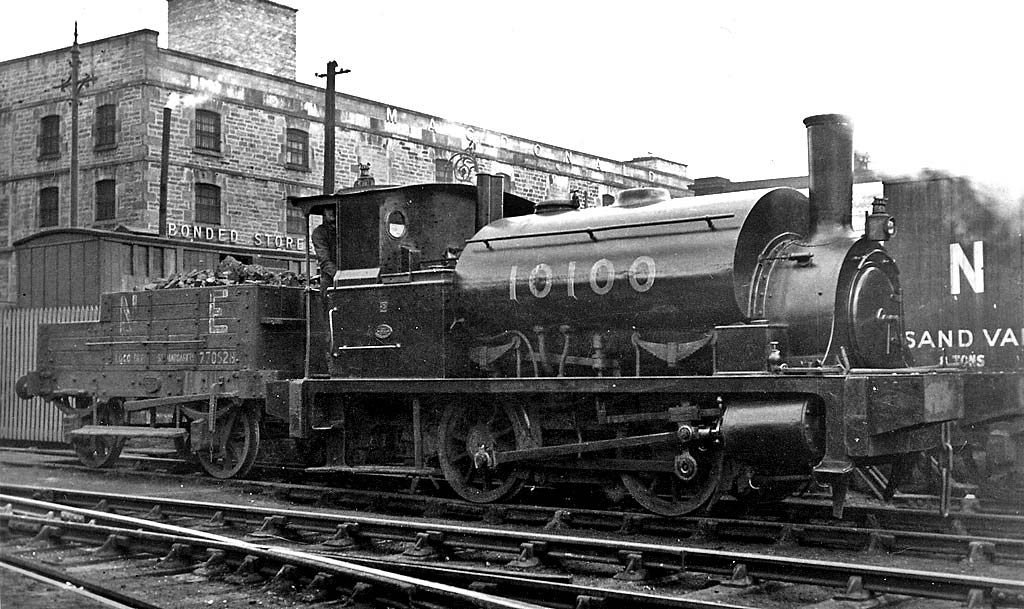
17, 284, 313, 477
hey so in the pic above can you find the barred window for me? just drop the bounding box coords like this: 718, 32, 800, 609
286, 128, 309, 169
95, 179, 116, 221
95, 104, 117, 149
195, 183, 221, 225
39, 187, 59, 227
39, 115, 60, 158
195, 109, 221, 152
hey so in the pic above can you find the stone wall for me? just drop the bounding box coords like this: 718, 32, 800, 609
167, 0, 296, 80
0, 28, 692, 306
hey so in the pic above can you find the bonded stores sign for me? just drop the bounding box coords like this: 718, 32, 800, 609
166, 222, 306, 251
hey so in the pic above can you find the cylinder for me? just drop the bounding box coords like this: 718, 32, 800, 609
721, 398, 824, 474
803, 114, 853, 235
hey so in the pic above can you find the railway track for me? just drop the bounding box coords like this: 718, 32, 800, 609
0, 496, 579, 609
9, 481, 1024, 565
0, 493, 811, 609
3, 485, 1023, 608
5, 446, 1022, 535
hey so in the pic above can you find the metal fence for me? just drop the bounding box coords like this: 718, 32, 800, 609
1, 306, 100, 443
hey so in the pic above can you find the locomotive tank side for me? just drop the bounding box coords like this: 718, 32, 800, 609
455, 187, 810, 373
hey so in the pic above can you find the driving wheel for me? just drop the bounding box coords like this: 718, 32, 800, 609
197, 407, 261, 479
620, 442, 725, 516
438, 401, 532, 503
71, 400, 126, 469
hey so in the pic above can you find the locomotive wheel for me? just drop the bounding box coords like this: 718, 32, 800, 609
197, 408, 261, 479
438, 402, 532, 503
71, 400, 126, 469
619, 444, 725, 516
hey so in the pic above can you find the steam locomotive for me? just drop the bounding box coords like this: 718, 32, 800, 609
17, 114, 968, 517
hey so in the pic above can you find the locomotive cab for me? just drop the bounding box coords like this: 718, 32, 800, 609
290, 176, 534, 378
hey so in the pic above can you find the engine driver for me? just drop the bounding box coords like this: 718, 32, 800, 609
311, 205, 338, 289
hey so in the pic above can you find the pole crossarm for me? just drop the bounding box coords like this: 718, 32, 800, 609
58, 22, 98, 228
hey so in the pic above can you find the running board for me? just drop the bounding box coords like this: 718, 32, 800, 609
69, 426, 187, 439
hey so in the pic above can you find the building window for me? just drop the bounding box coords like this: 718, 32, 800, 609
195, 109, 221, 152
39, 115, 60, 159
434, 158, 454, 183
286, 128, 309, 170
195, 183, 221, 224
39, 187, 59, 227
94, 104, 117, 149
95, 179, 116, 221
286, 202, 305, 234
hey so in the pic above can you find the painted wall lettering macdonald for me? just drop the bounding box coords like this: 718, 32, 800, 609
165, 222, 306, 251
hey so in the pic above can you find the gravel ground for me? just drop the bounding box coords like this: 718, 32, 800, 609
0, 567, 112, 609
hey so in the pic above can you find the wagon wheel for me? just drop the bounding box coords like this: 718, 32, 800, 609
619, 442, 725, 517
197, 408, 261, 479
71, 400, 126, 469
438, 401, 532, 503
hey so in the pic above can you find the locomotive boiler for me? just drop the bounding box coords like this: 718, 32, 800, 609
456, 115, 904, 376
17, 114, 965, 518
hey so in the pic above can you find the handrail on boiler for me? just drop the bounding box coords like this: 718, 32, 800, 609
465, 213, 734, 249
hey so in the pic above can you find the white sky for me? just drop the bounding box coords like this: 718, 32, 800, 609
3, 1, 1023, 195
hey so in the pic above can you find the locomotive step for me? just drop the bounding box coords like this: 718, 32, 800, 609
69, 426, 187, 438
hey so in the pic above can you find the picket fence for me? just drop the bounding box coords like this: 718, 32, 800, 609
0, 306, 100, 443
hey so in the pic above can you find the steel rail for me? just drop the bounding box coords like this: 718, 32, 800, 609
7, 481, 1024, 563
771, 496, 1024, 539
337, 556, 757, 609
5, 447, 1023, 517
1, 509, 750, 609
9, 444, 1024, 519
3, 488, 1022, 606
0, 553, 159, 609
1, 497, 547, 609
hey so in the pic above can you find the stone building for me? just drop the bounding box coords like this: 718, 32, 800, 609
0, 0, 691, 307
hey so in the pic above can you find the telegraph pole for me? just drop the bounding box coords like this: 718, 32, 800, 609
59, 22, 96, 228
316, 61, 350, 194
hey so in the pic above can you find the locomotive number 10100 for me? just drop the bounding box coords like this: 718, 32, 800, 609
508, 256, 657, 301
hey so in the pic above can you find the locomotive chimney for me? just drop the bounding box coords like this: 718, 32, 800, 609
803, 114, 853, 236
